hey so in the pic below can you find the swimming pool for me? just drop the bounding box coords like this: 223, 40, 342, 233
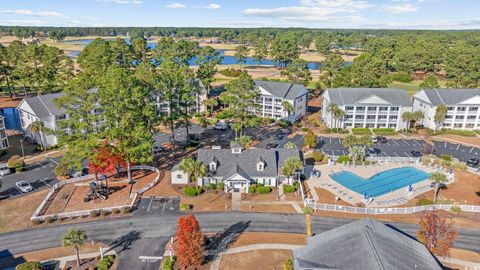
329, 167, 430, 197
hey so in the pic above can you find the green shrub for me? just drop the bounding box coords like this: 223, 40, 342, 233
180, 204, 191, 212
310, 151, 324, 162
284, 258, 293, 270
301, 127, 308, 132
54, 162, 70, 177
217, 182, 225, 191
184, 186, 203, 196
443, 129, 477, 137
90, 210, 100, 217
209, 183, 217, 190
417, 198, 433, 206
450, 205, 462, 214
121, 206, 130, 214
162, 256, 176, 270
303, 206, 313, 214
293, 181, 300, 189
283, 185, 296, 193
15, 261, 43, 270
45, 215, 57, 223
439, 154, 452, 162
31, 219, 41, 225
7, 155, 25, 172
388, 72, 413, 83
0, 149, 6, 157
100, 209, 110, 216
248, 186, 256, 194
337, 155, 350, 163
219, 68, 246, 77
352, 128, 372, 135
112, 208, 121, 214
257, 186, 272, 194
278, 119, 290, 128
373, 128, 397, 135
97, 255, 115, 270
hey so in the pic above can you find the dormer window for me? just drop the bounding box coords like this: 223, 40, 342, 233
209, 162, 216, 171
257, 162, 264, 171
232, 147, 241, 154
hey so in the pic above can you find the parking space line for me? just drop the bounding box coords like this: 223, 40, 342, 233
147, 197, 154, 212
444, 142, 447, 147
40, 179, 51, 187
15, 187, 24, 195
403, 152, 409, 157
470, 147, 475, 153
36, 161, 47, 169
414, 141, 422, 146
392, 140, 400, 146
402, 140, 410, 146
393, 152, 400, 157
456, 144, 460, 151
49, 159, 59, 165
162, 201, 167, 211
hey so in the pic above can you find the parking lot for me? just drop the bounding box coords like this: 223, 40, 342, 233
0, 158, 59, 199
134, 196, 180, 215
433, 140, 480, 167
317, 137, 426, 157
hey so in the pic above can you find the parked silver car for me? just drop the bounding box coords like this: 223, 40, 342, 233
0, 163, 10, 176
16, 181, 33, 193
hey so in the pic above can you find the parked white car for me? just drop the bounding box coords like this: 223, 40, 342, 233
213, 122, 228, 130
371, 136, 378, 143
0, 163, 10, 176
16, 181, 33, 192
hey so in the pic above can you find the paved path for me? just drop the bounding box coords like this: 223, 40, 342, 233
0, 213, 478, 269
210, 244, 303, 270
231, 193, 241, 211
52, 249, 116, 269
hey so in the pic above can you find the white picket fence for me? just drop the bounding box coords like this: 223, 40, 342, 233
304, 201, 480, 215
31, 165, 161, 222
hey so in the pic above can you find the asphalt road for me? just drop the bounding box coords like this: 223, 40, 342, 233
0, 157, 60, 199
0, 212, 479, 270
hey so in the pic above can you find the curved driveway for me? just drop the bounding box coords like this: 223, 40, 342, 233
0, 212, 479, 269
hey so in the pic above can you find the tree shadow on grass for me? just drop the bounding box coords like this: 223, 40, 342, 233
204, 220, 250, 263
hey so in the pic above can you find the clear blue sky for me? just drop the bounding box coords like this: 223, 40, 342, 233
0, 0, 479, 29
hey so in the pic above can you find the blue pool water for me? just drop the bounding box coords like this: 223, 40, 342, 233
329, 167, 430, 197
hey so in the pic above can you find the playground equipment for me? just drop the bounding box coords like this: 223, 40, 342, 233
84, 181, 109, 202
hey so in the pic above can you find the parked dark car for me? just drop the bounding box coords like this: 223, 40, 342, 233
153, 145, 167, 154
366, 147, 380, 156
266, 143, 279, 149
276, 133, 285, 140
188, 134, 201, 141
467, 157, 480, 167
377, 136, 387, 143
410, 150, 422, 157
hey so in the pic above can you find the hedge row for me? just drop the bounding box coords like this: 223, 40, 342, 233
373, 128, 397, 135
352, 128, 372, 135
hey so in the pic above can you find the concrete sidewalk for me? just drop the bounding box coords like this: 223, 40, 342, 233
43, 247, 116, 269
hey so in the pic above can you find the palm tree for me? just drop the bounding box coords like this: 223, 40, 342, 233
349, 145, 365, 165
62, 229, 88, 269
342, 134, 358, 151
358, 135, 373, 151
284, 141, 297, 149
28, 120, 47, 150
326, 103, 338, 128
179, 157, 207, 187
430, 172, 448, 203
333, 107, 345, 128
282, 101, 295, 121
281, 157, 303, 185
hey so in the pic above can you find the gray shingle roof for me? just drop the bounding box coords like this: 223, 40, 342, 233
421, 89, 480, 105
324, 88, 412, 106
196, 148, 301, 179
22, 92, 65, 119
293, 218, 442, 270
255, 80, 308, 100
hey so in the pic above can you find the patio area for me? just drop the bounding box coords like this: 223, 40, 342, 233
308, 161, 450, 207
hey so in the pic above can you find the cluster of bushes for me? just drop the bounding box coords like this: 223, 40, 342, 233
34, 144, 60, 152
0, 149, 6, 157
15, 261, 43, 270
54, 162, 70, 177
417, 198, 433, 206
162, 256, 176, 270
97, 255, 116, 270
309, 151, 328, 163
352, 128, 372, 135
283, 182, 300, 193
7, 155, 25, 173
249, 183, 272, 194
337, 155, 350, 163
387, 72, 413, 83
439, 154, 452, 162
218, 68, 246, 77
450, 205, 462, 214
432, 129, 477, 137
278, 119, 291, 128
184, 186, 203, 197
327, 128, 348, 134
180, 204, 191, 212
373, 128, 396, 135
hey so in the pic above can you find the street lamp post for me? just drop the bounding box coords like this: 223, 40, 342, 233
19, 139, 25, 158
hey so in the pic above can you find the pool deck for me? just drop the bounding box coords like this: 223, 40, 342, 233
308, 161, 452, 207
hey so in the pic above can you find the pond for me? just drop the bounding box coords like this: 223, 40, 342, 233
0, 107, 21, 131
62, 38, 352, 70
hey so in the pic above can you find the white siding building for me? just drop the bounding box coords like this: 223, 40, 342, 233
413, 89, 480, 130
0, 116, 8, 150
254, 80, 308, 122
321, 88, 412, 131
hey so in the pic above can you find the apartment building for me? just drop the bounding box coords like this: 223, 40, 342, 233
413, 89, 480, 130
254, 80, 308, 122
321, 88, 412, 131
154, 78, 208, 114
0, 115, 8, 150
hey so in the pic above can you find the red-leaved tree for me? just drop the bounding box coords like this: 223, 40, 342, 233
416, 210, 457, 257
88, 144, 127, 180
175, 214, 205, 269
